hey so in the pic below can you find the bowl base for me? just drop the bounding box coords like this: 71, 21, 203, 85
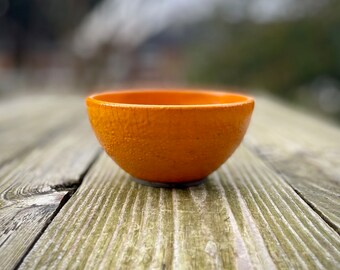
131, 177, 206, 188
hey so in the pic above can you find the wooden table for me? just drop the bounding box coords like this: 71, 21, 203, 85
0, 94, 339, 270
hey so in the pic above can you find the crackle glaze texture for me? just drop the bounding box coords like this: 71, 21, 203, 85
86, 90, 254, 183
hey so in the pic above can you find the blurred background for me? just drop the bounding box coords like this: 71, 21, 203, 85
0, 0, 340, 121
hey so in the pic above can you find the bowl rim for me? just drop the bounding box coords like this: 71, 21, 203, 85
86, 89, 254, 109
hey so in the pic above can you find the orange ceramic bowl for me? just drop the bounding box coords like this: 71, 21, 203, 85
86, 90, 254, 186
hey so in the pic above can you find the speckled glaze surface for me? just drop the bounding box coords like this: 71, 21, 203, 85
86, 90, 254, 184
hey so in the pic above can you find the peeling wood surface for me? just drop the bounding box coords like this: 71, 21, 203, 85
0, 94, 339, 270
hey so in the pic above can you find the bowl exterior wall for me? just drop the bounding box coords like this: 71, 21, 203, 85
87, 101, 254, 182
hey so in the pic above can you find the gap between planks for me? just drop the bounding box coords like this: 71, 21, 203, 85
13, 151, 101, 270
245, 141, 340, 236
0, 95, 101, 269
19, 146, 340, 270
245, 96, 340, 233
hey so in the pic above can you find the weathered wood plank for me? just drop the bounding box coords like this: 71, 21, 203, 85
20, 146, 340, 270
245, 96, 340, 232
0, 95, 87, 165
0, 190, 68, 268
0, 97, 100, 269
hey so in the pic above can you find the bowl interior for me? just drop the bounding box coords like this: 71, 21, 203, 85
89, 90, 251, 106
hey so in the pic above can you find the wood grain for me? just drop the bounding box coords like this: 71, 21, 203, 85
2, 94, 340, 269
245, 96, 340, 232
0, 96, 100, 269
20, 147, 340, 270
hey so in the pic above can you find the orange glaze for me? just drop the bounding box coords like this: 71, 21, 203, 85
86, 89, 254, 183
